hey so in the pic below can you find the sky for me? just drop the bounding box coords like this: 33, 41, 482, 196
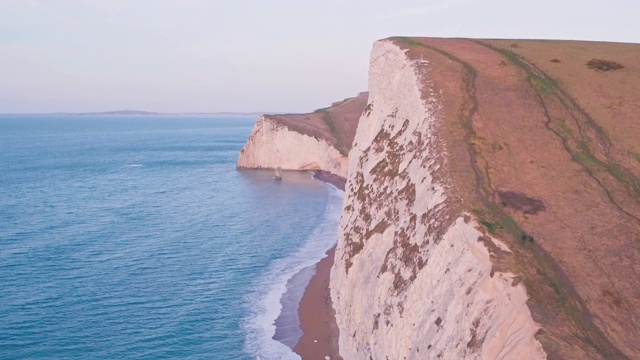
1, 0, 638, 113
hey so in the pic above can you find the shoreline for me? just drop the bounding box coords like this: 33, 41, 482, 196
266, 169, 344, 359
312, 170, 346, 191
293, 246, 342, 360
293, 171, 344, 359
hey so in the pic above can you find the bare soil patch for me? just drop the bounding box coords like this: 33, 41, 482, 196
497, 190, 546, 215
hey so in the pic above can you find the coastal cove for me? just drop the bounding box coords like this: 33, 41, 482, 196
5, 0, 640, 357
0, 115, 340, 359
4, 36, 640, 360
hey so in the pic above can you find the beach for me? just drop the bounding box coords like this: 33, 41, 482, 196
289, 172, 345, 360
294, 247, 342, 360
312, 170, 347, 192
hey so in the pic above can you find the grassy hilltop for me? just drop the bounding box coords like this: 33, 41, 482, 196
389, 37, 640, 360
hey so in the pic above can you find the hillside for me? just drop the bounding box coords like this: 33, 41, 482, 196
237, 37, 640, 359
330, 38, 639, 360
237, 92, 367, 178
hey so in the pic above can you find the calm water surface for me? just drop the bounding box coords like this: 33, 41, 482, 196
0, 115, 340, 359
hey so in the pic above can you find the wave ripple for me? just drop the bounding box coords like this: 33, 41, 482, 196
0, 115, 334, 359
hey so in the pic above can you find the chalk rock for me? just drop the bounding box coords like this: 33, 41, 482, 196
330, 39, 546, 360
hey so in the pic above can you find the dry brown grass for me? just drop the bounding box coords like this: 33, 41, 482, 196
266, 93, 367, 156
390, 37, 640, 360
485, 40, 640, 155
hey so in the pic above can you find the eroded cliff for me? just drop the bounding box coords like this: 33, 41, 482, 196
238, 36, 640, 360
237, 93, 367, 178
331, 38, 640, 360
330, 40, 545, 360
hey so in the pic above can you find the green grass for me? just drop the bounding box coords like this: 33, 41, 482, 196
390, 36, 425, 48
493, 47, 524, 67
436, 40, 597, 353
351, 241, 364, 256
480, 219, 502, 234
314, 108, 349, 156
498, 215, 522, 240
572, 141, 633, 185
486, 45, 557, 96
468, 40, 632, 358
523, 238, 618, 357
485, 42, 639, 201
530, 73, 557, 95
556, 119, 573, 137
322, 112, 337, 134
575, 151, 599, 167
607, 164, 628, 183
577, 140, 591, 154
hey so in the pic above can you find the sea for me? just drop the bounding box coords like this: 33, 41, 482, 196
0, 115, 343, 360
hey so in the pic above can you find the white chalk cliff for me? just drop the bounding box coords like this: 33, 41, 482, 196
237, 115, 349, 177
237, 39, 548, 359
329, 40, 546, 359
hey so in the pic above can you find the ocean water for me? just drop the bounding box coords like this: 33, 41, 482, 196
0, 115, 342, 360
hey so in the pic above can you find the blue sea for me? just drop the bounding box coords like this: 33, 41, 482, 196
0, 115, 343, 359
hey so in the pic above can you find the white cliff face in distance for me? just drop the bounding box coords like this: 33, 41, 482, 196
330, 40, 546, 360
237, 116, 349, 177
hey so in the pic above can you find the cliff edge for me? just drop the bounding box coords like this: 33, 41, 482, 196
237, 93, 367, 178
331, 38, 640, 360
237, 37, 640, 360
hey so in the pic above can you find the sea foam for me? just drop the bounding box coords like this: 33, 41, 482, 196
243, 184, 343, 359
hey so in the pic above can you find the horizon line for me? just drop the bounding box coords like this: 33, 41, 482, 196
0, 110, 284, 116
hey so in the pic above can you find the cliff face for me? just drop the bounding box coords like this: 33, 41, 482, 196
237, 115, 349, 176
331, 37, 640, 360
330, 40, 545, 360
238, 36, 640, 359
237, 93, 367, 178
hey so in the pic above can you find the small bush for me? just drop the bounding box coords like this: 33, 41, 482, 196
587, 59, 624, 71
363, 103, 374, 117
351, 241, 364, 255
480, 219, 502, 234
550, 58, 561, 63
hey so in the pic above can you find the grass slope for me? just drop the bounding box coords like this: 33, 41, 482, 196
390, 37, 640, 360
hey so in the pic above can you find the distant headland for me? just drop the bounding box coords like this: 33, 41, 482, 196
0, 110, 273, 116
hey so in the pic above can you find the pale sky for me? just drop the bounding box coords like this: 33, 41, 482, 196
1, 0, 638, 113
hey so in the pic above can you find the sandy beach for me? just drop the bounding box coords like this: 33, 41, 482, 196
293, 246, 342, 360
312, 170, 346, 192
281, 171, 344, 360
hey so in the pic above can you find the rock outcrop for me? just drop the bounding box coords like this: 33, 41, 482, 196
237, 93, 367, 178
